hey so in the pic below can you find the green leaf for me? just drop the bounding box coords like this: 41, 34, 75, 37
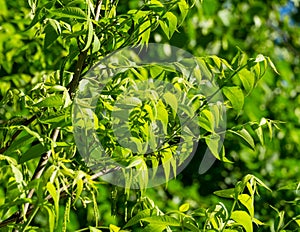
109, 224, 120, 232
163, 92, 178, 113
205, 135, 231, 162
222, 86, 244, 112
159, 20, 169, 39
255, 126, 264, 145
144, 104, 154, 121
89, 226, 102, 232
179, 203, 189, 212
238, 69, 255, 95
92, 33, 101, 53
266, 57, 279, 74
214, 188, 235, 198
51, 7, 87, 20
82, 20, 94, 51
156, 100, 168, 134
140, 20, 151, 46
126, 156, 143, 169
231, 211, 253, 232
46, 182, 59, 222
4, 134, 35, 155
11, 164, 23, 184
74, 177, 83, 204
238, 194, 254, 217
253, 176, 272, 192
164, 12, 177, 38
25, 6, 47, 31
161, 150, 172, 185
143, 224, 166, 232
178, 0, 189, 22
142, 215, 181, 227
44, 204, 55, 232
19, 143, 48, 163
39, 113, 67, 124
182, 219, 200, 232
44, 19, 60, 49
21, 126, 44, 143
229, 128, 255, 150
35, 95, 64, 107
124, 209, 152, 228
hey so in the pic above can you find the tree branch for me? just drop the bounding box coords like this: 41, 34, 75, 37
67, 50, 88, 97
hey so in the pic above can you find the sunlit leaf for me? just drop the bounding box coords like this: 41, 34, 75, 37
179, 203, 189, 212
142, 215, 181, 226
228, 128, 255, 150
51, 7, 87, 20
223, 86, 244, 112
231, 210, 253, 232
124, 209, 152, 228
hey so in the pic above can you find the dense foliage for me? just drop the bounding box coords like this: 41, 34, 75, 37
0, 0, 299, 231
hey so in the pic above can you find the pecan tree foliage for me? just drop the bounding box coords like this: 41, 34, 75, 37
0, 0, 285, 231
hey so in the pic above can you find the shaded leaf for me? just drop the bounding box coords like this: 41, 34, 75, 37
19, 143, 48, 163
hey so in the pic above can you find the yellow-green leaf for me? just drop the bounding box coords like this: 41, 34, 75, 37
179, 203, 189, 212
109, 224, 120, 232
231, 210, 253, 232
